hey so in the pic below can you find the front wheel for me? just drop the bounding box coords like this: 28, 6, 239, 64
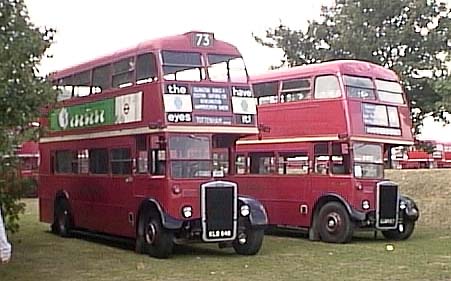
317, 202, 354, 243
382, 220, 415, 240
137, 213, 174, 259
232, 225, 264, 255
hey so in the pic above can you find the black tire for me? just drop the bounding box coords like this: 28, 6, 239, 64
54, 199, 72, 237
137, 212, 174, 259
382, 220, 415, 240
317, 202, 353, 243
233, 224, 264, 255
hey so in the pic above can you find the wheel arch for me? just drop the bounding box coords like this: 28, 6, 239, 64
311, 193, 365, 224
136, 199, 183, 237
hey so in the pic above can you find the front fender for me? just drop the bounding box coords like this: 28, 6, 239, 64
238, 196, 268, 227
399, 195, 420, 221
138, 199, 183, 231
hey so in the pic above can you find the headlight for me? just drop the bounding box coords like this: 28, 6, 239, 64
182, 206, 193, 218
240, 204, 250, 217
400, 201, 407, 210
362, 200, 370, 210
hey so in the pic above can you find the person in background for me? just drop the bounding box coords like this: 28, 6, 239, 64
0, 208, 11, 264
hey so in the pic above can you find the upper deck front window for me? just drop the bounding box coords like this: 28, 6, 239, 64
314, 75, 341, 99
162, 51, 205, 81
208, 54, 247, 83
169, 135, 211, 178
344, 75, 375, 100
353, 143, 383, 179
375, 79, 405, 104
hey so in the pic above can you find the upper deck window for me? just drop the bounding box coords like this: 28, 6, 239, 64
112, 57, 134, 88
136, 53, 157, 83
92, 64, 111, 93
314, 75, 341, 99
281, 78, 311, 102
375, 79, 405, 104
207, 54, 247, 83
162, 51, 205, 81
252, 81, 278, 105
55, 76, 74, 101
344, 75, 375, 100
72, 71, 91, 97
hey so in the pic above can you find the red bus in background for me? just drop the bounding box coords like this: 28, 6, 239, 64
39, 31, 267, 258
235, 60, 419, 243
396, 141, 451, 169
17, 141, 39, 178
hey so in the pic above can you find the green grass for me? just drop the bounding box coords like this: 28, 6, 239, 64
1, 169, 451, 281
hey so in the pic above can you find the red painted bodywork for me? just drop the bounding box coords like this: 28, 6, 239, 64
235, 60, 414, 230
38, 31, 257, 239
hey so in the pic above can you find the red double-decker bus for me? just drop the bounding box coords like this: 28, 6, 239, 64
39, 31, 267, 258
235, 60, 419, 243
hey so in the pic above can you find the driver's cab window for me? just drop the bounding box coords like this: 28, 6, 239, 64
150, 135, 166, 176
314, 143, 329, 175
331, 143, 351, 175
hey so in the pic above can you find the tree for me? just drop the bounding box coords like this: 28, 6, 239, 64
0, 0, 56, 232
255, 0, 451, 133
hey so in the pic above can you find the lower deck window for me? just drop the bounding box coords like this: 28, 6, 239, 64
111, 148, 132, 175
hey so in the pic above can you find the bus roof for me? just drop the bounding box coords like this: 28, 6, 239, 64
50, 31, 240, 80
250, 60, 399, 83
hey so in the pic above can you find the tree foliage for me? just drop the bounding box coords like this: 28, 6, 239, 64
255, 0, 451, 133
0, 0, 56, 232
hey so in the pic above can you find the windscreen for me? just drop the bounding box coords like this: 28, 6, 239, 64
353, 143, 383, 179
169, 135, 211, 179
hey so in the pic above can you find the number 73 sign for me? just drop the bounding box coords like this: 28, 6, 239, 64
192, 32, 214, 48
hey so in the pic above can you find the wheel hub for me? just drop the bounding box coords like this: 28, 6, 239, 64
237, 233, 247, 245
326, 212, 341, 233
145, 222, 157, 245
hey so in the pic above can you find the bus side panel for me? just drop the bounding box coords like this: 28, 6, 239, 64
236, 175, 310, 227
257, 101, 347, 140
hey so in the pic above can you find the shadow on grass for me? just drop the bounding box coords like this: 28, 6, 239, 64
265, 227, 422, 244
45, 230, 236, 257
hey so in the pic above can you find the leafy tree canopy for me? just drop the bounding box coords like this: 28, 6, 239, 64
255, 0, 451, 133
0, 0, 56, 232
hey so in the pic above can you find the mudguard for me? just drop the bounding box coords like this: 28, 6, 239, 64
318, 193, 366, 222
399, 195, 420, 221
138, 199, 183, 230
238, 196, 268, 227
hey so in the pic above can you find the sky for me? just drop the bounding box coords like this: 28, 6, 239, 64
24, 0, 451, 142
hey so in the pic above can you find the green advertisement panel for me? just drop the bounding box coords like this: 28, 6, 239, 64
50, 99, 116, 131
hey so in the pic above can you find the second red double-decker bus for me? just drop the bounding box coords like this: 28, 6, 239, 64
38, 31, 267, 258
235, 60, 419, 243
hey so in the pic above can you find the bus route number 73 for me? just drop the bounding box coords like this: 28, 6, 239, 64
194, 33, 213, 47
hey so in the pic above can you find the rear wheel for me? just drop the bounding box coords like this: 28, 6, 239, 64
53, 199, 72, 237
382, 220, 415, 240
233, 224, 264, 255
317, 202, 353, 243
136, 212, 174, 259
